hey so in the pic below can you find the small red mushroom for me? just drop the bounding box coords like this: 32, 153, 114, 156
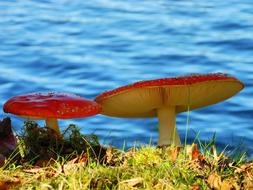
95, 73, 244, 146
0, 117, 17, 166
3, 92, 101, 134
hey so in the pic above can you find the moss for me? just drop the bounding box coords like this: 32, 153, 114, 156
16, 121, 107, 165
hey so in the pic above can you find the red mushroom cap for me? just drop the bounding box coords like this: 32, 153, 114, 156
95, 73, 244, 118
96, 73, 243, 101
4, 92, 101, 119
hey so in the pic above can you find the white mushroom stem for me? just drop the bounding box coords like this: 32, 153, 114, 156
45, 118, 60, 134
157, 106, 181, 146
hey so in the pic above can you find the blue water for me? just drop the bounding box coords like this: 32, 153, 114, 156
0, 0, 252, 156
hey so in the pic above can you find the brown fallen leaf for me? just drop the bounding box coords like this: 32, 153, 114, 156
191, 144, 202, 160
165, 146, 182, 162
66, 153, 88, 165
220, 182, 232, 190
62, 154, 88, 175
191, 183, 200, 190
185, 144, 202, 161
220, 178, 240, 190
243, 176, 253, 190
0, 181, 8, 190
235, 162, 253, 174
207, 173, 222, 190
0, 177, 21, 190
79, 153, 88, 164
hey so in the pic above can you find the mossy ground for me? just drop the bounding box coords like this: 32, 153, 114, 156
15, 121, 106, 166
0, 122, 252, 190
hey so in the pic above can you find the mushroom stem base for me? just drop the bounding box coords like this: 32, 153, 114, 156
46, 118, 60, 134
157, 106, 181, 146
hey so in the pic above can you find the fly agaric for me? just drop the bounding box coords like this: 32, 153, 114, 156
3, 92, 101, 135
95, 73, 244, 146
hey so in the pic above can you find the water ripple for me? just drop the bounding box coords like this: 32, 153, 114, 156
0, 0, 252, 155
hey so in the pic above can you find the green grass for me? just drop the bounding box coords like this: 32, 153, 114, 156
0, 122, 252, 190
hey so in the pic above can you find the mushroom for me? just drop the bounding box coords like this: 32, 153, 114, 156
95, 73, 244, 146
0, 117, 17, 156
3, 92, 101, 135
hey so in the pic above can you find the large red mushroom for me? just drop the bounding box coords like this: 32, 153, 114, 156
3, 92, 101, 135
95, 73, 244, 146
